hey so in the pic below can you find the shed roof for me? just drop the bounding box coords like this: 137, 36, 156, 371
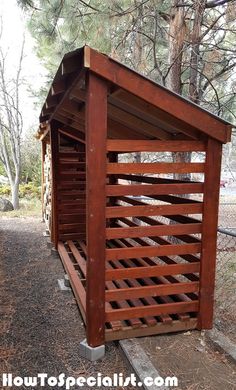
39, 45, 232, 144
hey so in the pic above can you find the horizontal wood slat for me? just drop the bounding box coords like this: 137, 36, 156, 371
107, 162, 205, 174
105, 281, 199, 301
106, 183, 204, 196
106, 243, 201, 261
106, 223, 202, 239
106, 203, 203, 218
67, 240, 87, 276
105, 262, 200, 280
105, 301, 199, 321
107, 140, 206, 152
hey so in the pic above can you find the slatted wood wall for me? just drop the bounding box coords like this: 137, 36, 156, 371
57, 137, 222, 342
103, 139, 205, 338
57, 143, 86, 242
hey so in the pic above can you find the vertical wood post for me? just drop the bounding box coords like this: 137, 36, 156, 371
198, 138, 222, 329
41, 140, 46, 221
86, 72, 107, 347
50, 123, 59, 249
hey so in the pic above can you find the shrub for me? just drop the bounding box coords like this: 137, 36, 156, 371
0, 184, 11, 196
0, 183, 41, 199
19, 183, 41, 199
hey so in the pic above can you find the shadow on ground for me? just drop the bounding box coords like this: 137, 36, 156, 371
0, 217, 132, 389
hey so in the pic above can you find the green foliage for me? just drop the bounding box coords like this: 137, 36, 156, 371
18, 0, 236, 123
0, 164, 6, 176
19, 183, 41, 199
21, 129, 41, 185
0, 184, 11, 196
0, 183, 41, 199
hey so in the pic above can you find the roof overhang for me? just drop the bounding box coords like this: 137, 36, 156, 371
39, 46, 232, 144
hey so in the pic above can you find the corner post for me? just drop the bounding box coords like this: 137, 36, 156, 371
198, 138, 222, 329
50, 122, 60, 249
86, 72, 107, 347
41, 139, 46, 221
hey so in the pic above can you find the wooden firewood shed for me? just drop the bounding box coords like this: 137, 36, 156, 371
37, 46, 232, 351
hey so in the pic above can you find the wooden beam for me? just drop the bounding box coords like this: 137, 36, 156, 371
58, 127, 85, 143
51, 80, 66, 95
108, 104, 171, 140
107, 162, 205, 174
105, 281, 199, 301
50, 122, 60, 248
107, 139, 206, 152
106, 203, 203, 218
88, 47, 231, 143
106, 243, 201, 261
106, 182, 204, 196
106, 222, 202, 239
86, 72, 107, 347
105, 301, 199, 322
198, 138, 222, 329
105, 262, 200, 281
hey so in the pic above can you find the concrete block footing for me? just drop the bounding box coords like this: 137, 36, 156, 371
47, 241, 53, 249
79, 339, 105, 361
58, 279, 71, 291
64, 274, 71, 288
51, 247, 58, 257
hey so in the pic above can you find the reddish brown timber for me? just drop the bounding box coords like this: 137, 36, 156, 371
58, 242, 86, 322
119, 193, 202, 205
106, 250, 159, 326
198, 139, 222, 330
106, 203, 203, 218
59, 233, 86, 241
59, 223, 86, 232
105, 281, 199, 301
106, 223, 202, 239
117, 217, 201, 270
111, 243, 194, 321
105, 301, 199, 322
88, 47, 231, 143
105, 318, 197, 341
107, 139, 206, 152
105, 262, 200, 281
59, 215, 86, 223
106, 243, 201, 261
113, 174, 200, 185
85, 72, 107, 347
50, 123, 59, 248
105, 280, 143, 328
109, 257, 172, 324
107, 163, 205, 174
106, 183, 204, 196
67, 240, 87, 276
106, 261, 156, 326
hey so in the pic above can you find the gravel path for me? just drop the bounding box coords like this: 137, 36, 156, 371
0, 217, 131, 389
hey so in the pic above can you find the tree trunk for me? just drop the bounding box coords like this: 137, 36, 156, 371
11, 178, 20, 209
188, 1, 206, 103
166, 0, 186, 94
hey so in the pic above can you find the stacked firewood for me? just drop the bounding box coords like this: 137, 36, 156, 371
43, 145, 51, 231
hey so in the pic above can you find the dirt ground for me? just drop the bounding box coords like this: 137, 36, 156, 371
0, 217, 132, 390
0, 217, 235, 390
138, 331, 236, 390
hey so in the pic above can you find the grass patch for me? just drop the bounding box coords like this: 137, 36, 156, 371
0, 198, 41, 218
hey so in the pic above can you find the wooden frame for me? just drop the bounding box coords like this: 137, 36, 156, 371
39, 46, 232, 348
